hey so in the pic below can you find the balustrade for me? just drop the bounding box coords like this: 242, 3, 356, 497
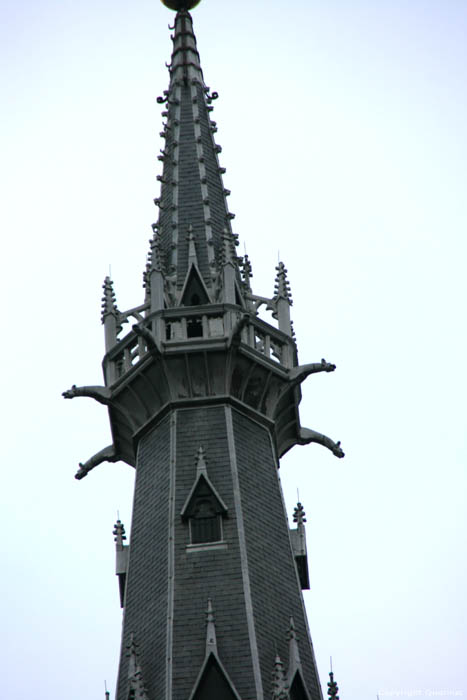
104, 306, 294, 385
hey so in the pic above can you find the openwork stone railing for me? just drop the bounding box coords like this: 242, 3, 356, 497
104, 305, 295, 385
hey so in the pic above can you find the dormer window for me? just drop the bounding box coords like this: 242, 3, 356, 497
181, 447, 228, 549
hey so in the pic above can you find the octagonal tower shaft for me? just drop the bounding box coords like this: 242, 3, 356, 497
116, 404, 323, 700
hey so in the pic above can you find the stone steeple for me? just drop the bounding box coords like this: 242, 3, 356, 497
153, 8, 239, 299
63, 4, 345, 699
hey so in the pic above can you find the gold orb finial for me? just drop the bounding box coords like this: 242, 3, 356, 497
161, 0, 201, 10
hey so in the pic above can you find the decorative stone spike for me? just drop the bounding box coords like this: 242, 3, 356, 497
205, 599, 218, 655
293, 502, 307, 526
101, 276, 119, 323
327, 671, 340, 700
274, 262, 293, 305
290, 501, 309, 589
196, 446, 208, 476
114, 518, 129, 608
126, 634, 149, 700
187, 225, 198, 267
101, 276, 122, 351
242, 254, 253, 291
272, 654, 289, 700
113, 519, 127, 549
220, 228, 237, 267
149, 233, 164, 275
290, 319, 296, 340
220, 228, 236, 304
273, 261, 293, 338
144, 232, 166, 325
287, 617, 302, 677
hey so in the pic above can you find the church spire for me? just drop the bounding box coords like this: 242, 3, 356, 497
64, 6, 345, 697
155, 7, 238, 296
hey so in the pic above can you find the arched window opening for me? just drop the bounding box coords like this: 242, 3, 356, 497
181, 463, 228, 549
190, 498, 221, 544
187, 316, 203, 338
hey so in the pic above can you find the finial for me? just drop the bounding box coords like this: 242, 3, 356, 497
293, 502, 307, 526
187, 225, 198, 267
126, 633, 138, 668
274, 261, 293, 305
327, 662, 340, 700
104, 681, 110, 700
101, 276, 120, 323
290, 318, 296, 340
144, 231, 164, 287
220, 227, 237, 267
271, 654, 289, 700
287, 616, 302, 675
195, 446, 208, 476
205, 599, 217, 654
161, 0, 201, 10
242, 254, 253, 292
288, 616, 298, 642
127, 634, 149, 700
113, 519, 127, 548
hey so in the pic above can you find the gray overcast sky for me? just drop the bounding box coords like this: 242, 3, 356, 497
1, 1, 466, 699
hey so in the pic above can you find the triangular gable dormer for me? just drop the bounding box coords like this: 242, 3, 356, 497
191, 653, 241, 700
188, 600, 242, 700
181, 447, 228, 545
286, 618, 312, 700
289, 671, 310, 700
179, 263, 211, 307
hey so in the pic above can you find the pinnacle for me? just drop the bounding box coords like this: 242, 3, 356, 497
327, 671, 340, 700
287, 616, 303, 676
195, 446, 208, 475
293, 502, 307, 526
147, 230, 164, 276
126, 634, 149, 700
187, 224, 198, 267
287, 616, 298, 641
241, 254, 253, 291
274, 261, 293, 305
101, 276, 120, 323
271, 654, 289, 700
205, 598, 217, 653
113, 519, 127, 547
220, 227, 238, 266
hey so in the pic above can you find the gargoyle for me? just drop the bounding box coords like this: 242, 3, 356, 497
276, 359, 336, 404
288, 359, 336, 387
132, 323, 161, 355
62, 385, 112, 405
75, 444, 121, 480
299, 427, 344, 458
